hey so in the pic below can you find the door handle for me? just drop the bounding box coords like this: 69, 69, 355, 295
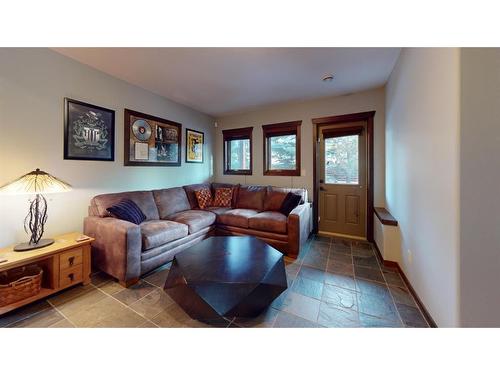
320, 186, 326, 191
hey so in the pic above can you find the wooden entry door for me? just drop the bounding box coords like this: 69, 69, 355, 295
318, 121, 367, 238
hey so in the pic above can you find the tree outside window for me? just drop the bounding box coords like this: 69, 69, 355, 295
263, 121, 301, 176
223, 127, 253, 175
325, 135, 359, 184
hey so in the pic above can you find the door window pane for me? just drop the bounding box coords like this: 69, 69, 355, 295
269, 134, 296, 170
325, 135, 359, 184
227, 139, 250, 170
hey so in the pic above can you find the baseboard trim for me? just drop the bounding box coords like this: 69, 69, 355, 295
372, 241, 438, 328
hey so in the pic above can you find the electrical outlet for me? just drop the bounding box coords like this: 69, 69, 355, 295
407, 249, 413, 264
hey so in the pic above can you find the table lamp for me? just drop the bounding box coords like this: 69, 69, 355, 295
0, 168, 72, 251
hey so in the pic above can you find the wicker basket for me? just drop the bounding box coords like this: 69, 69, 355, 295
0, 265, 43, 307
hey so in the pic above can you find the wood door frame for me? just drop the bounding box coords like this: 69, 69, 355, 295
312, 111, 376, 242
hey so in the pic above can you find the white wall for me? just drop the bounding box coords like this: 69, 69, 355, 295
214, 88, 386, 206
460, 48, 500, 326
0, 48, 215, 247
385, 48, 461, 327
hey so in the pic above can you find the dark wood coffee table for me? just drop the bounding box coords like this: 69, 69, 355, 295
164, 236, 287, 323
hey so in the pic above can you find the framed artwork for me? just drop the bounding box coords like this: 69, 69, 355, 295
64, 98, 115, 161
185, 128, 204, 163
124, 109, 182, 166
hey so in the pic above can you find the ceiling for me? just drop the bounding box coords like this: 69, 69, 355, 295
53, 48, 401, 117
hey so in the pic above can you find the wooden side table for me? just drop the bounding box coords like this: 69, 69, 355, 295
0, 232, 94, 315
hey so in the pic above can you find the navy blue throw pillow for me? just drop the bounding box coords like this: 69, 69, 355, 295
107, 199, 146, 225
279, 192, 302, 216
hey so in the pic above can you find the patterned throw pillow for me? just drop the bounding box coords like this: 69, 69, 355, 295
194, 188, 213, 209
213, 187, 233, 207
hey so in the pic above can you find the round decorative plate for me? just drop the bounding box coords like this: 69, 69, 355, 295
132, 119, 152, 141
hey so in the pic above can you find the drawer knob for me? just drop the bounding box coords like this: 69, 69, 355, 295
68, 273, 74, 281
68, 256, 75, 266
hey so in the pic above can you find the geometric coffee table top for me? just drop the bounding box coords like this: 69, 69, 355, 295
164, 236, 288, 323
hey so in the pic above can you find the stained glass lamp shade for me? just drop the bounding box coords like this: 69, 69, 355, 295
0, 169, 72, 251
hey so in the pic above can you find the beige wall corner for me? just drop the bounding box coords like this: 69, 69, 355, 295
385, 48, 461, 327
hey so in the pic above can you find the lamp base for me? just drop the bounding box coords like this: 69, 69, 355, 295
14, 238, 55, 252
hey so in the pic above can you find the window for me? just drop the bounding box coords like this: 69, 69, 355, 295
262, 121, 301, 176
325, 135, 359, 184
222, 127, 253, 175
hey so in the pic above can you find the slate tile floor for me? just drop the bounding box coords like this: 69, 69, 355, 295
0, 235, 430, 328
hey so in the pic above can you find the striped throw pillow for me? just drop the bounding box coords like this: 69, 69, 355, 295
107, 199, 146, 224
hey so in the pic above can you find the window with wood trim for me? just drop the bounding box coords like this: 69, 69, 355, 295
323, 125, 363, 185
262, 121, 301, 176
222, 127, 253, 175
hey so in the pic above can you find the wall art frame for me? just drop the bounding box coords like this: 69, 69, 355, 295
64, 98, 115, 161
185, 128, 204, 163
124, 108, 182, 166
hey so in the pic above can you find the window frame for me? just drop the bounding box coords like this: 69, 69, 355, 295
262, 120, 302, 176
222, 126, 253, 175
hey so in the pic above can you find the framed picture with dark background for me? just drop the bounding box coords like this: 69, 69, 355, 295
124, 109, 182, 166
64, 98, 115, 161
185, 128, 204, 163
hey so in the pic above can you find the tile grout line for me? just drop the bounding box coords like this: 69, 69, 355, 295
377, 262, 429, 327
384, 266, 430, 327
279, 239, 325, 327
392, 276, 430, 328
380, 271, 406, 327
349, 241, 362, 326
48, 283, 104, 328
318, 235, 360, 327
316, 236, 334, 324
351, 241, 404, 327
274, 306, 325, 328
371, 247, 430, 327
269, 309, 280, 328
94, 281, 160, 328
46, 299, 77, 328
2, 304, 53, 328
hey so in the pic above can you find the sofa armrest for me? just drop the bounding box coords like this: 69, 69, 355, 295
287, 203, 312, 257
83, 216, 142, 283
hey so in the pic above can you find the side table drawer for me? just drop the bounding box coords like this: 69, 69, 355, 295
59, 265, 83, 289
59, 247, 83, 271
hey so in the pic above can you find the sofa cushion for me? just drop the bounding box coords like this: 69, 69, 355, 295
167, 210, 216, 234
194, 188, 213, 209
153, 187, 191, 219
264, 186, 307, 211
248, 211, 288, 234
211, 182, 239, 207
140, 220, 188, 250
92, 191, 160, 220
206, 206, 232, 215
236, 185, 267, 211
183, 183, 212, 209
107, 199, 146, 225
216, 209, 259, 228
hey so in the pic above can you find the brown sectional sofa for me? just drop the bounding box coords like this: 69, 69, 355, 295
84, 183, 312, 287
